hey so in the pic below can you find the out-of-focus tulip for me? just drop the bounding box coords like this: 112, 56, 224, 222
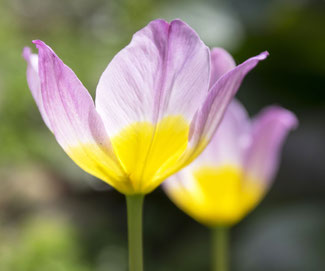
164, 100, 297, 226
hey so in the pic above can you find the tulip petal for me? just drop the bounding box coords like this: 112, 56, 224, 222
244, 106, 298, 185
95, 19, 210, 136
209, 48, 236, 88
31, 40, 126, 189
188, 51, 269, 161
164, 164, 262, 226
23, 47, 52, 130
194, 100, 250, 168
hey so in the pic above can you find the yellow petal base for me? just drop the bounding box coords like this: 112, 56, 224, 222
168, 165, 264, 227
111, 115, 189, 194
67, 115, 190, 195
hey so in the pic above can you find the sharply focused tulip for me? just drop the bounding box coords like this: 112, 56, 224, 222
23, 19, 268, 271
23, 19, 267, 196
164, 99, 297, 271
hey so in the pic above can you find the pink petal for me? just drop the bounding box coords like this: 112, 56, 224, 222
95, 19, 210, 136
23, 47, 52, 130
195, 100, 250, 168
209, 48, 236, 89
31, 40, 124, 182
188, 51, 269, 161
243, 106, 298, 185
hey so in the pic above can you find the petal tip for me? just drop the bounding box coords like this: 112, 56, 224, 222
32, 40, 47, 50
278, 109, 298, 130
283, 110, 298, 130
32, 39, 43, 44
170, 18, 185, 25
259, 51, 270, 60
211, 47, 229, 54
170, 19, 196, 33
22, 46, 31, 61
263, 106, 298, 130
149, 18, 169, 28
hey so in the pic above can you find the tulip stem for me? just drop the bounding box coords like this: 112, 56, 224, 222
212, 226, 229, 271
126, 194, 145, 271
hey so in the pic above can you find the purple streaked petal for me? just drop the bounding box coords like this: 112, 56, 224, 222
33, 40, 124, 180
95, 19, 210, 136
243, 106, 298, 185
209, 48, 236, 89
194, 100, 250, 168
23, 47, 52, 130
188, 51, 269, 161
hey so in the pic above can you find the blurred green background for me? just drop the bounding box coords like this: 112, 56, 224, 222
0, 0, 324, 270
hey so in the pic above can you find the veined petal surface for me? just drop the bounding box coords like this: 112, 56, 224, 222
23, 47, 52, 130
185, 51, 269, 164
96, 19, 210, 135
25, 20, 271, 196
153, 52, 268, 184
30, 41, 127, 192
95, 19, 210, 193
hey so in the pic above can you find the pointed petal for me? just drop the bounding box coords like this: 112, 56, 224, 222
23, 47, 52, 130
209, 48, 236, 89
32, 40, 126, 187
187, 52, 269, 162
244, 106, 298, 185
95, 19, 210, 136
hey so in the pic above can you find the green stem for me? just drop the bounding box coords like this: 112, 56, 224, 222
126, 194, 145, 271
212, 226, 229, 271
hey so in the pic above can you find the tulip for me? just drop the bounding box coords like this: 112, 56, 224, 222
23, 19, 267, 271
164, 99, 297, 271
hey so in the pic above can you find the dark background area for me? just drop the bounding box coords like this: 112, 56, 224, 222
0, 0, 324, 270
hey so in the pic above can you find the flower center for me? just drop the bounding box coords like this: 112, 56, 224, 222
111, 115, 190, 194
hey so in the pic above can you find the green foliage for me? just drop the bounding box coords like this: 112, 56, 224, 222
0, 217, 91, 271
